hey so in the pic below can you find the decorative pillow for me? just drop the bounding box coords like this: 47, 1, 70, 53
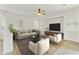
16, 30, 21, 36
22, 30, 25, 33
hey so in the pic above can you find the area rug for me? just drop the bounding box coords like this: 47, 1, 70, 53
14, 39, 63, 55
14, 39, 34, 55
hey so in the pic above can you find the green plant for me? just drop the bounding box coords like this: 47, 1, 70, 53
9, 24, 16, 33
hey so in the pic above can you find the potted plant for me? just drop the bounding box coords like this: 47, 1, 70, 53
9, 24, 16, 39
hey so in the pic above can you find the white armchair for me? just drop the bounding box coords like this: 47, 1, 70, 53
29, 38, 49, 55
49, 34, 62, 44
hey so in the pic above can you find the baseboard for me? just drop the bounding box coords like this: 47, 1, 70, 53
4, 51, 13, 55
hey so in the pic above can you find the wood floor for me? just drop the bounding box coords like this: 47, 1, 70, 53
13, 39, 79, 55
13, 40, 21, 55
0, 40, 3, 55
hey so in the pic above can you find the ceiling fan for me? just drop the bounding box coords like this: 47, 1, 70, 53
37, 8, 46, 16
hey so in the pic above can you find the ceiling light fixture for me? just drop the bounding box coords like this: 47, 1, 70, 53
37, 8, 46, 16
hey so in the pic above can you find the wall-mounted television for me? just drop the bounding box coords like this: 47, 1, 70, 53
49, 23, 60, 31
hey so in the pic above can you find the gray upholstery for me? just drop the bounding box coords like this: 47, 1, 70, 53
15, 30, 37, 39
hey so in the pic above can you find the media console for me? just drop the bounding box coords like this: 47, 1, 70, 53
45, 31, 64, 39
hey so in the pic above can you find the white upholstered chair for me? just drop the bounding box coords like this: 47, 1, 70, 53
29, 38, 49, 55
49, 34, 62, 43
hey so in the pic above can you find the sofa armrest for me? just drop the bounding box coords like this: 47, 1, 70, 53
37, 38, 49, 54
29, 41, 37, 54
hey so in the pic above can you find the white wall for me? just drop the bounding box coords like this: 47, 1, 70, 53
3, 30, 13, 54
0, 15, 7, 40
1, 10, 37, 31
0, 15, 13, 54
0, 15, 3, 40
41, 7, 79, 43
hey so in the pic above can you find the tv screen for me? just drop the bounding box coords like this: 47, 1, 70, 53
49, 23, 60, 31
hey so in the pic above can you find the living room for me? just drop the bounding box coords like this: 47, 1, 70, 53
0, 4, 79, 55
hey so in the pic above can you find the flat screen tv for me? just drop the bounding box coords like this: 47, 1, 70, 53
49, 23, 60, 31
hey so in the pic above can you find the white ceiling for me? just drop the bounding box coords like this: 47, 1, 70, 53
0, 4, 79, 17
